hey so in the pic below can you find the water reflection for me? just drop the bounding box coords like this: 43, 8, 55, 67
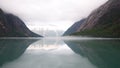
64, 39, 120, 68
27, 38, 64, 50
1, 37, 120, 68
1, 38, 97, 68
0, 39, 37, 66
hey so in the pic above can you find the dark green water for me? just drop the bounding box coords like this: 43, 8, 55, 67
0, 37, 120, 68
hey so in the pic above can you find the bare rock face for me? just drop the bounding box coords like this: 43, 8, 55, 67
76, 0, 120, 37
0, 9, 42, 37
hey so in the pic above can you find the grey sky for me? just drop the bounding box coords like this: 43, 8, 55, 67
0, 0, 108, 30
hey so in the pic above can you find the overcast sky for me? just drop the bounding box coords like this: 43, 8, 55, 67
0, 0, 108, 31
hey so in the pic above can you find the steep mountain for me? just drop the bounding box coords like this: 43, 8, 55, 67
0, 9, 42, 37
63, 18, 86, 36
73, 0, 120, 37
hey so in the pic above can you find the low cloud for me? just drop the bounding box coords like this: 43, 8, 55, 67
0, 0, 108, 30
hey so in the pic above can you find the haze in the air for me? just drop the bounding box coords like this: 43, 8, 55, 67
0, 0, 108, 36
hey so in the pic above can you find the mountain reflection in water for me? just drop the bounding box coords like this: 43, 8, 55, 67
64, 38, 120, 68
0, 39, 38, 66
0, 37, 120, 68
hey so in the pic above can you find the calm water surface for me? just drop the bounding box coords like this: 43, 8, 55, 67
0, 37, 120, 68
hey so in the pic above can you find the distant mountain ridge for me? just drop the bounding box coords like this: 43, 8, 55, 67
0, 9, 42, 37
63, 18, 86, 36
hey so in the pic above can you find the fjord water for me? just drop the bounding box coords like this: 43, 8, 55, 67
0, 37, 120, 68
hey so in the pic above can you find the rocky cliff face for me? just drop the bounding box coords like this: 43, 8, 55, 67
63, 18, 86, 36
75, 0, 120, 37
0, 9, 42, 37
